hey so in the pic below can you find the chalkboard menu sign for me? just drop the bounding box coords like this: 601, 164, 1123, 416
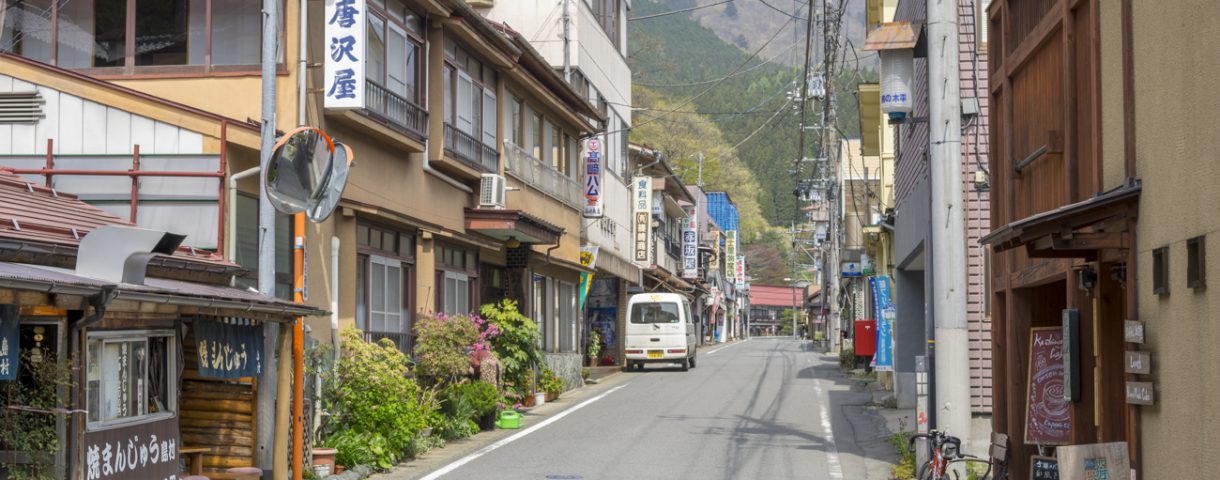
1026, 327, 1071, 445
1031, 455, 1060, 480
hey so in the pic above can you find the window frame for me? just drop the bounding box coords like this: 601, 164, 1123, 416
1187, 235, 1206, 290
355, 221, 416, 335
10, 0, 285, 76
85, 330, 177, 431
1152, 246, 1169, 296
434, 243, 479, 315
443, 39, 497, 148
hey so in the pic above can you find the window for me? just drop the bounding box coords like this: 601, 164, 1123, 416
1, 0, 53, 63
86, 332, 175, 427
558, 281, 577, 353
1152, 246, 1169, 296
435, 244, 477, 315
443, 39, 496, 146
3, 0, 265, 71
1188, 236, 1206, 290
550, 122, 563, 174
533, 275, 551, 349
366, 0, 423, 103
510, 96, 524, 145
355, 223, 415, 338
234, 194, 294, 299
531, 112, 544, 160
631, 302, 681, 324
587, 0, 622, 50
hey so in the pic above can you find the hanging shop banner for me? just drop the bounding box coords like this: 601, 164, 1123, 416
578, 246, 600, 311
735, 255, 746, 289
324, 0, 366, 109
583, 138, 604, 218
725, 230, 738, 280
83, 415, 179, 480
1025, 327, 1071, 445
632, 176, 653, 263
710, 231, 721, 270
0, 304, 18, 380
682, 205, 699, 279
870, 276, 894, 372
194, 318, 264, 379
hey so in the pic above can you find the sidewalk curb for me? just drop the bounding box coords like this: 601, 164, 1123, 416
372, 373, 630, 480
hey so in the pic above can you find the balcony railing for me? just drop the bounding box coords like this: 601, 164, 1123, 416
502, 141, 583, 210
443, 123, 498, 173
364, 80, 428, 140
363, 330, 413, 354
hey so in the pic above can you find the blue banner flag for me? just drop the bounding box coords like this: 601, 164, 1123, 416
871, 277, 894, 371
194, 318, 264, 379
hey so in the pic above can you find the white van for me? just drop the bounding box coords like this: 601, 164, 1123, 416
623, 292, 697, 371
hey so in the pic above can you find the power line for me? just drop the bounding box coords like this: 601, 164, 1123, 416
756, 0, 811, 21
629, 0, 735, 21
610, 14, 798, 137
634, 38, 802, 88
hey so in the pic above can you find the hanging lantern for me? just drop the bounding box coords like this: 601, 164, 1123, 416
879, 48, 914, 120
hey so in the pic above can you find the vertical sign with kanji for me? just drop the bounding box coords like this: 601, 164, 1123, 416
725, 230, 738, 281
324, 0, 366, 109
681, 205, 698, 279
0, 305, 18, 381
632, 176, 653, 263
736, 255, 746, 289
583, 139, 604, 218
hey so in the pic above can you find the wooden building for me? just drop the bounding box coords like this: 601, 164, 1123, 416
980, 0, 1142, 477
0, 170, 323, 479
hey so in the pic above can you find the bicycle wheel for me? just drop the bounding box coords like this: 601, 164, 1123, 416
916, 460, 935, 480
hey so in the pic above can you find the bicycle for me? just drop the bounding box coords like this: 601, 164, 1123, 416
907, 430, 1009, 480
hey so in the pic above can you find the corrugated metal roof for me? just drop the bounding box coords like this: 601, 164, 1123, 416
862, 22, 920, 51
0, 262, 324, 317
749, 285, 806, 308
0, 169, 234, 267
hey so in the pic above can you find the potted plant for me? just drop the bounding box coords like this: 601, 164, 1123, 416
586, 328, 602, 367
542, 370, 564, 401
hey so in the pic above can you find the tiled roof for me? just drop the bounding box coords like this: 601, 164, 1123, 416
0, 169, 235, 267
749, 284, 807, 308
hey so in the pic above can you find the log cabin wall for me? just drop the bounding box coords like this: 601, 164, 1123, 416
181, 324, 258, 477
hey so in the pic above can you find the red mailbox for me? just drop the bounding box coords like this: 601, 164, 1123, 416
853, 319, 877, 356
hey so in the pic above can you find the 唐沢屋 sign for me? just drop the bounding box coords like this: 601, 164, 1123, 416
725, 230, 738, 280
324, 0, 366, 109
194, 318, 264, 379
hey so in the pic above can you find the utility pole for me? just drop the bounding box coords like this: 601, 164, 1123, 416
256, 0, 279, 474
791, 221, 799, 339
927, 0, 971, 452
562, 0, 571, 83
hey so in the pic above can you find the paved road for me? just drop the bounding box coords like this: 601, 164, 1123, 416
414, 337, 895, 480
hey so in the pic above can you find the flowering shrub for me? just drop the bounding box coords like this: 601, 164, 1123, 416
413, 313, 480, 384
479, 300, 544, 395
320, 328, 431, 470
470, 314, 501, 352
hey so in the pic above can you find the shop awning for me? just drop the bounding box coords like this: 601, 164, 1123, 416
0, 261, 326, 318
862, 22, 921, 51
465, 208, 564, 245
980, 179, 1140, 258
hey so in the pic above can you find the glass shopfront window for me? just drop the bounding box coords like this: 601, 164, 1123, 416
85, 332, 175, 428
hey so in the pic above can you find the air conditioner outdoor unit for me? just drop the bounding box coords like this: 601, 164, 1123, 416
479, 173, 507, 209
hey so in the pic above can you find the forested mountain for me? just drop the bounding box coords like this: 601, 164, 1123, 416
627, 0, 872, 283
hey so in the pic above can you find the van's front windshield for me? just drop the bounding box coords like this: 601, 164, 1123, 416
630, 302, 681, 324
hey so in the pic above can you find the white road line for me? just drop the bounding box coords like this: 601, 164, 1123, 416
420, 384, 628, 480
816, 380, 845, 480
705, 337, 749, 355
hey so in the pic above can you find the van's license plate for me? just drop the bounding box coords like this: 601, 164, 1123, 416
647, 350, 663, 359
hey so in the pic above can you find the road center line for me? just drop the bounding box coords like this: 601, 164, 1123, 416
420, 384, 628, 480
